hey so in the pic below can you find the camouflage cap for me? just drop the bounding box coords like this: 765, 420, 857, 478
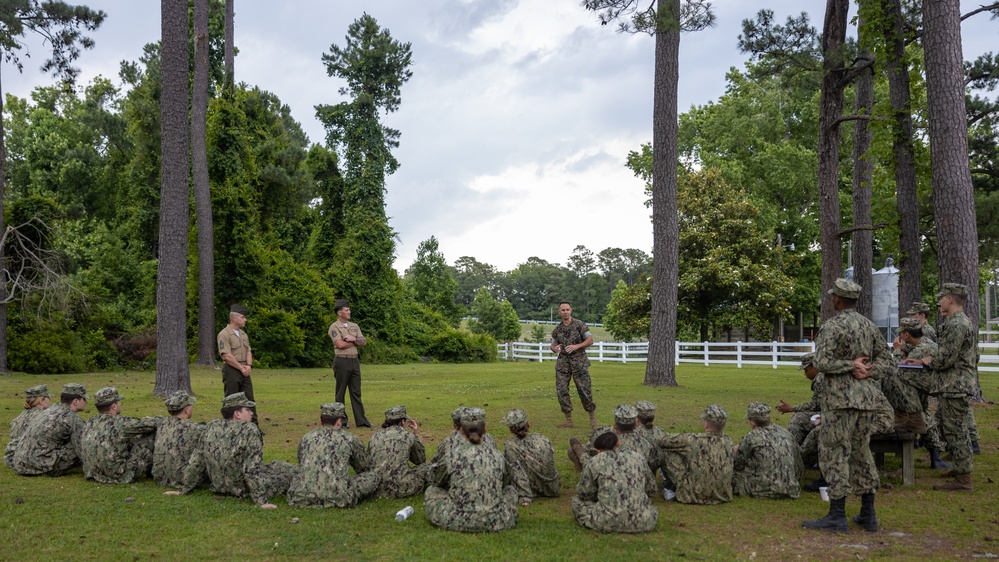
450, 407, 466, 424
746, 401, 771, 421
827, 278, 862, 300
614, 403, 638, 425
230, 303, 249, 316
94, 386, 125, 407
896, 317, 925, 334
25, 384, 51, 399
460, 407, 486, 426
62, 383, 88, 399
701, 404, 728, 424
501, 408, 528, 429
384, 405, 408, 422
906, 302, 932, 315
164, 390, 196, 411
798, 352, 816, 370
321, 402, 346, 419
634, 400, 656, 417
937, 282, 969, 298
222, 392, 255, 409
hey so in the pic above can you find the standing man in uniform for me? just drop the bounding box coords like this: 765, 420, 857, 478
804, 278, 892, 534
550, 301, 597, 429
328, 299, 370, 428
218, 304, 256, 424
907, 302, 937, 342
904, 283, 978, 491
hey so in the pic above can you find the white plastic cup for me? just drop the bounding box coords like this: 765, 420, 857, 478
819, 487, 830, 502
395, 505, 415, 521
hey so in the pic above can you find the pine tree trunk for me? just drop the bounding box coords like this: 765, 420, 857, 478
224, 0, 234, 88
644, 0, 680, 387
0, 67, 8, 373
154, 0, 192, 396
882, 0, 922, 313
193, 0, 215, 367
852, 10, 874, 320
922, 0, 982, 400
817, 0, 849, 322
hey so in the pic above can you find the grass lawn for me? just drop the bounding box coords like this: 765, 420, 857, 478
1, 362, 996, 561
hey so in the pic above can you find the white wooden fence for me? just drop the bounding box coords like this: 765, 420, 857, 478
498, 340, 999, 372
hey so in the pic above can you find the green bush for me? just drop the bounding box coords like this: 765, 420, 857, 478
250, 308, 306, 368
362, 339, 418, 364
425, 329, 497, 363
9, 324, 89, 374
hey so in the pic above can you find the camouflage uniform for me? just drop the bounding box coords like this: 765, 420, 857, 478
551, 318, 596, 415
368, 406, 428, 499
430, 409, 497, 468
501, 409, 560, 505
4, 385, 50, 468
178, 394, 297, 505
287, 405, 378, 508
660, 405, 735, 505
812, 301, 893, 500
79, 387, 159, 485
929, 307, 977, 475
425, 408, 518, 532
11, 384, 88, 476
634, 401, 668, 478
733, 403, 802, 499
152, 392, 205, 488
584, 405, 655, 474
572, 449, 658, 533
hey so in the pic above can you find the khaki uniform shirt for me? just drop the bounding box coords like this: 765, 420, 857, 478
328, 321, 364, 358
217, 326, 251, 364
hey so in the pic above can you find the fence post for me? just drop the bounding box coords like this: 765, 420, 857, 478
737, 341, 743, 369
622, 342, 627, 364
701, 341, 708, 366
771, 341, 778, 369
675, 340, 680, 366
598, 341, 604, 362
538, 342, 544, 363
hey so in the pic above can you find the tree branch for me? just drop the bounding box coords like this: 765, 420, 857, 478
837, 223, 887, 237
961, 3, 999, 21
832, 113, 874, 127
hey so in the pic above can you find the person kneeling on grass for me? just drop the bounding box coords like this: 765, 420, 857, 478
165, 392, 297, 509
501, 409, 560, 506
659, 404, 735, 505
572, 431, 657, 534
425, 408, 518, 532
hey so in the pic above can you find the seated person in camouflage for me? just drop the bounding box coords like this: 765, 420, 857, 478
11, 383, 89, 476
883, 318, 935, 434
367, 405, 427, 499
4, 385, 52, 468
425, 408, 518, 532
286, 402, 379, 508
153, 391, 206, 488
777, 353, 823, 447
572, 431, 658, 534
501, 409, 560, 506
80, 387, 160, 484
733, 402, 802, 499
660, 404, 734, 505
569, 404, 655, 477
634, 400, 668, 479
430, 407, 496, 469
165, 393, 297, 509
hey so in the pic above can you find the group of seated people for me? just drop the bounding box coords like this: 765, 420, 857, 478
5, 379, 817, 534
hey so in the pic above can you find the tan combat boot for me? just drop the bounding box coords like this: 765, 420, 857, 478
933, 473, 973, 491
557, 413, 574, 428
588, 411, 598, 430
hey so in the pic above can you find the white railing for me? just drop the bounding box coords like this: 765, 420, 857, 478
497, 340, 999, 372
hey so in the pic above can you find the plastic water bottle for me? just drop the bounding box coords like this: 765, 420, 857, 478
395, 506, 415, 521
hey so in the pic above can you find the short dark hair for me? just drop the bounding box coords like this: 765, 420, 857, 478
61, 393, 83, 405
614, 420, 636, 432
903, 327, 924, 339
705, 419, 726, 432
221, 405, 239, 420
754, 419, 771, 428
381, 418, 404, 429
320, 414, 342, 426
637, 414, 655, 426
96, 403, 115, 414
461, 422, 486, 445
558, 301, 571, 307
837, 295, 857, 307
951, 293, 967, 306
594, 431, 618, 451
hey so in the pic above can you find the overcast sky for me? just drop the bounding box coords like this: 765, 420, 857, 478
6, 1, 997, 273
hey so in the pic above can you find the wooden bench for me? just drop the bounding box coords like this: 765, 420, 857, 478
869, 432, 916, 486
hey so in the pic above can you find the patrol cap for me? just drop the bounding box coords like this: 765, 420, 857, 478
164, 390, 197, 411
450, 407, 466, 424
25, 384, 51, 399
384, 405, 408, 422
222, 392, 255, 409
635, 400, 656, 417
907, 302, 932, 315
230, 303, 250, 316
460, 407, 486, 426
746, 402, 770, 422
614, 404, 638, 425
937, 283, 969, 298
94, 386, 125, 407
827, 278, 862, 300
501, 409, 528, 429
896, 317, 925, 334
62, 383, 89, 399
334, 298, 350, 312
321, 402, 346, 418
798, 353, 815, 370
701, 404, 728, 425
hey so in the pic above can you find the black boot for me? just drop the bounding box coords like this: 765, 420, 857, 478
803, 497, 848, 533
851, 493, 878, 532
928, 448, 952, 470
972, 441, 980, 455
803, 476, 828, 493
